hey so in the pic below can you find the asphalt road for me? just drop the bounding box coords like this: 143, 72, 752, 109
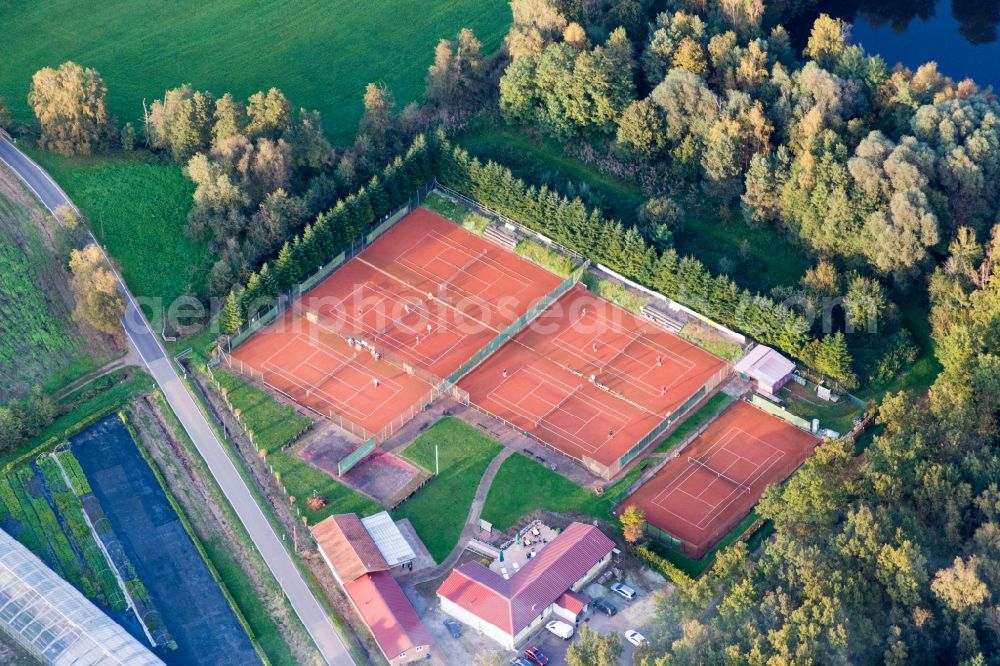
0, 136, 355, 666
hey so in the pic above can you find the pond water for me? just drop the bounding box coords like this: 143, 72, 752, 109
72, 415, 259, 666
791, 0, 1000, 89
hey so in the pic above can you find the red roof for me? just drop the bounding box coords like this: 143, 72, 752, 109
556, 590, 587, 615
312, 514, 388, 583
344, 572, 432, 661
437, 523, 614, 636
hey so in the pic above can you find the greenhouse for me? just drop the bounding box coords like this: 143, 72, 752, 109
0, 528, 162, 665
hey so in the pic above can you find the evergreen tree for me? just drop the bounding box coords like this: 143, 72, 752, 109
220, 289, 244, 333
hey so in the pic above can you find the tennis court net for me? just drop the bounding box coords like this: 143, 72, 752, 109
688, 456, 751, 494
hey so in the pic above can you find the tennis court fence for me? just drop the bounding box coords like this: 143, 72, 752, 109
443, 260, 590, 385
748, 393, 812, 431
615, 364, 732, 472
226, 182, 434, 354
433, 183, 588, 268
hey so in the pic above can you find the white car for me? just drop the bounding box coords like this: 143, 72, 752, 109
610, 582, 637, 600
545, 620, 575, 640
625, 630, 647, 646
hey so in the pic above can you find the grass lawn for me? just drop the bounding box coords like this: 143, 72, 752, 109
26, 150, 210, 307
481, 453, 656, 532
0, 0, 509, 144
393, 417, 503, 563
213, 371, 311, 453
581, 272, 647, 313
269, 450, 380, 524
208, 369, 377, 523
779, 382, 863, 435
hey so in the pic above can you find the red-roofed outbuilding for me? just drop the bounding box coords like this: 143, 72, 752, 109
312, 513, 434, 665
344, 572, 433, 665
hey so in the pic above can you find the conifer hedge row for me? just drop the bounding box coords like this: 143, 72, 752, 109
224, 132, 823, 371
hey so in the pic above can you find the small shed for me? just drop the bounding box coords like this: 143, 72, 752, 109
734, 345, 796, 399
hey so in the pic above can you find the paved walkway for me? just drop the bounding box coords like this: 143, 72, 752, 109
0, 137, 354, 666
402, 447, 514, 586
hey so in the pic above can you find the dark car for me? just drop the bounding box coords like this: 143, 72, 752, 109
443, 619, 462, 638
593, 599, 618, 616
523, 646, 549, 666
510, 659, 533, 666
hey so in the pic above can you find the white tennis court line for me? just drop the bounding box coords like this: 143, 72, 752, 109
282, 334, 407, 394
315, 281, 474, 367
355, 255, 502, 335
392, 228, 534, 316
549, 315, 698, 397
403, 228, 533, 285
260, 360, 398, 422
481, 365, 632, 455
648, 427, 787, 530
396, 254, 500, 320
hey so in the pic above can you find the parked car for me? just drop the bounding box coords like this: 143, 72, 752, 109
545, 619, 575, 640
593, 599, 618, 616
625, 630, 647, 646
610, 582, 637, 600
510, 659, 533, 666
443, 619, 461, 638
523, 646, 549, 665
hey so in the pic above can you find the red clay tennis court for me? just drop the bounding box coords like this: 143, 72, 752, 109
620, 400, 820, 558
228, 309, 434, 440
228, 207, 563, 441
459, 286, 730, 479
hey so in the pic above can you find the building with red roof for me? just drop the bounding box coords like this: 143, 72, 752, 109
436, 522, 615, 649
343, 572, 433, 665
312, 514, 432, 665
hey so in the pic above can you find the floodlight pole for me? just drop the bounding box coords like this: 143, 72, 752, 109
436, 445, 439, 476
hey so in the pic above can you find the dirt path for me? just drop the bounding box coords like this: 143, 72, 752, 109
402, 447, 514, 586
53, 348, 140, 400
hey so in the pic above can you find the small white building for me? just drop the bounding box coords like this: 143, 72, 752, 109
436, 522, 614, 650
734, 345, 796, 400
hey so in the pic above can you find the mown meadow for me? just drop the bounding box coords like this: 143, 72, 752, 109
0, 0, 510, 143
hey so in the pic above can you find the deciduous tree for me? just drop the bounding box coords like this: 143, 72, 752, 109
620, 505, 645, 543
566, 625, 622, 666
69, 245, 124, 334
29, 61, 112, 156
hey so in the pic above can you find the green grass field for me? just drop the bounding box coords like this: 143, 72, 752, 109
213, 371, 311, 453
0, 0, 509, 144
481, 453, 655, 532
26, 150, 210, 306
393, 417, 503, 562
269, 450, 380, 524
0, 170, 111, 396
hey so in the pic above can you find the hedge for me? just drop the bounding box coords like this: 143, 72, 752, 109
436, 138, 813, 360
